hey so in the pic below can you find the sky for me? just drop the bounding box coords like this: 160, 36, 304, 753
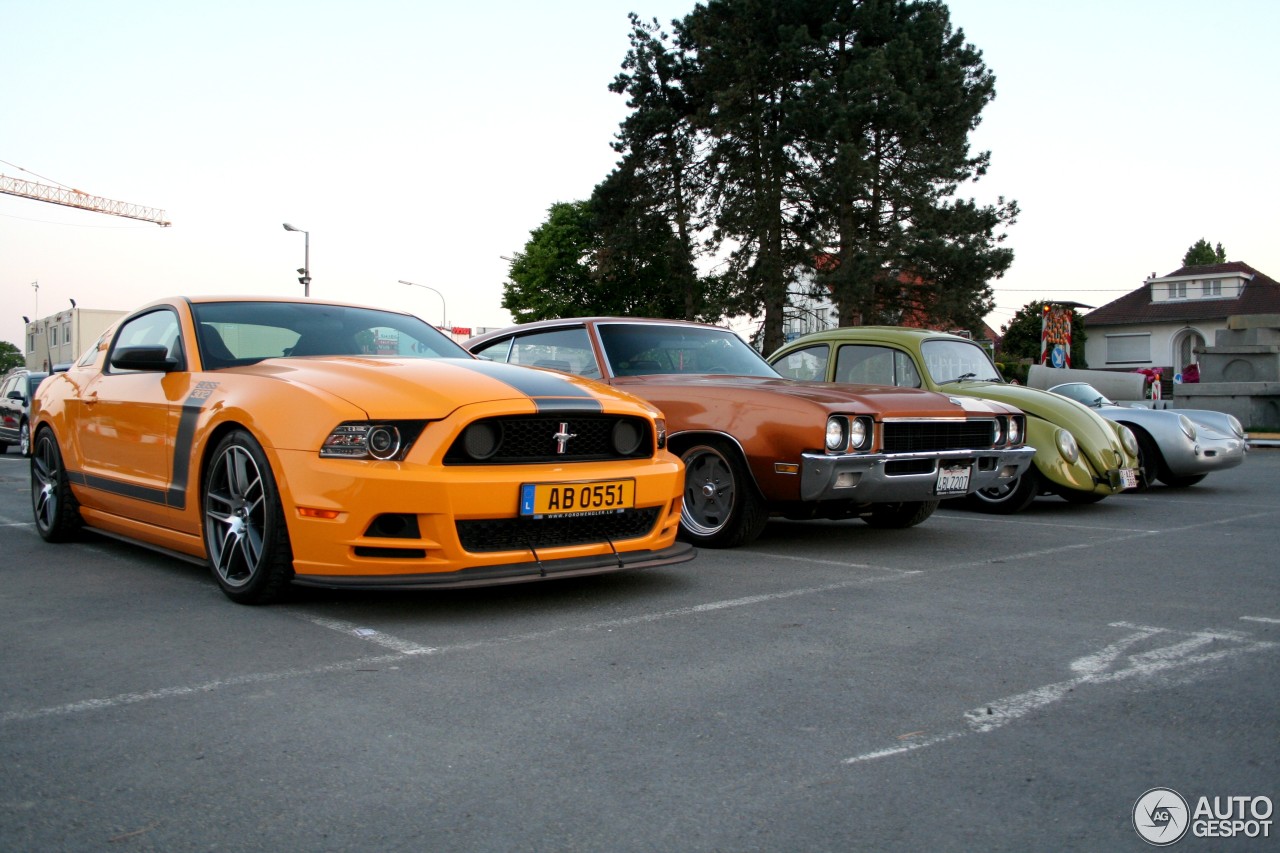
3, 0, 1278, 352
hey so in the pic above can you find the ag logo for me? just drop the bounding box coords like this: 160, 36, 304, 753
1134, 788, 1190, 846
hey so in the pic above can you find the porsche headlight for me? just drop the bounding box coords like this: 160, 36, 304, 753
1178, 415, 1197, 441
1227, 415, 1244, 438
1055, 428, 1080, 464
1119, 424, 1139, 457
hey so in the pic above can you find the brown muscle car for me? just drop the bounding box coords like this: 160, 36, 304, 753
466, 319, 1035, 548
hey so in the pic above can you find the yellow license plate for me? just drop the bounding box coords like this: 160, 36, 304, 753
519, 480, 635, 517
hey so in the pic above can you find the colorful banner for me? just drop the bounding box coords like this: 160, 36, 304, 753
1040, 305, 1073, 368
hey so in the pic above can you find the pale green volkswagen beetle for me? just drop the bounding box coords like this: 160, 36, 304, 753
769, 327, 1141, 513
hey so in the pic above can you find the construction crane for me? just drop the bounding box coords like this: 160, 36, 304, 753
1, 173, 170, 226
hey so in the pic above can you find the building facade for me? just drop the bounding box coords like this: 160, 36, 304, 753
25, 307, 125, 371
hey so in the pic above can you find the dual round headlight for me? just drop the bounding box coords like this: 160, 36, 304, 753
826, 416, 870, 452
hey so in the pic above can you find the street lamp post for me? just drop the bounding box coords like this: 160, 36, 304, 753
399, 280, 447, 329
282, 223, 311, 297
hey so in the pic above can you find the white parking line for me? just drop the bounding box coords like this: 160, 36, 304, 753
844, 621, 1277, 765
1242, 616, 1280, 625
2, 572, 912, 726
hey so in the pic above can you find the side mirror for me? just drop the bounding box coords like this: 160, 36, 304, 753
111, 346, 180, 373
6, 390, 23, 401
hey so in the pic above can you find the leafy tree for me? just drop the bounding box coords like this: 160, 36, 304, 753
679, 0, 826, 353
1182, 238, 1227, 267
0, 341, 22, 373
806, 0, 1016, 331
998, 300, 1088, 368
502, 194, 707, 322
503, 202, 599, 322
609, 14, 708, 320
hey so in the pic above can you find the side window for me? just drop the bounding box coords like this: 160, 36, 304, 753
109, 309, 183, 373
773, 345, 829, 381
835, 345, 922, 388
482, 328, 600, 378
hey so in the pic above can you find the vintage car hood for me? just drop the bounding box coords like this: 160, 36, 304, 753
615, 374, 1007, 417
227, 357, 645, 419
944, 381, 1121, 446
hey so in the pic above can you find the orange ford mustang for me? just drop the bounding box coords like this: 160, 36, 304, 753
31, 297, 692, 603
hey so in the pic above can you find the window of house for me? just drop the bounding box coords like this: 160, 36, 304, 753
1105, 333, 1151, 364
1170, 282, 1187, 299
1203, 279, 1221, 296
50, 326, 59, 346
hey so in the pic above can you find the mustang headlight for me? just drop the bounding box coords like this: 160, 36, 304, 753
655, 417, 667, 450
1178, 415, 1197, 441
321, 421, 420, 461
1055, 428, 1080, 464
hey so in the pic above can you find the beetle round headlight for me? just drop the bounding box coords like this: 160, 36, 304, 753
1178, 415, 1197, 441
825, 417, 847, 452
1055, 428, 1080, 464
1119, 424, 1139, 457
849, 417, 869, 450
612, 419, 644, 456
463, 421, 502, 460
366, 426, 402, 460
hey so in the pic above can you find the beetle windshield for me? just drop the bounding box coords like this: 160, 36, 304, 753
919, 339, 1003, 384
190, 301, 469, 367
596, 322, 780, 378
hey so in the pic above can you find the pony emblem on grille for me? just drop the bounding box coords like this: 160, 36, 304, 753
553, 422, 577, 454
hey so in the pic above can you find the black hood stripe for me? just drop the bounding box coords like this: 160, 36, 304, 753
453, 360, 602, 413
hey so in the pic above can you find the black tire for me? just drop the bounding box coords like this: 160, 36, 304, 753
1132, 429, 1162, 491
960, 467, 1040, 514
1158, 471, 1206, 488
19, 420, 32, 457
863, 500, 939, 529
202, 430, 294, 604
678, 440, 768, 548
31, 427, 82, 542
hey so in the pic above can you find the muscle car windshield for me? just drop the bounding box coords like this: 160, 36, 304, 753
190, 301, 469, 367
596, 322, 778, 378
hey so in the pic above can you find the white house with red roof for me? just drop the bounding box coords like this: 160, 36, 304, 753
1081, 262, 1280, 381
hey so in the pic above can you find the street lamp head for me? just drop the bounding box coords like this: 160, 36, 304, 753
283, 222, 301, 232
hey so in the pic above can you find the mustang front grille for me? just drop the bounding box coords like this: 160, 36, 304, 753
456, 508, 661, 552
445, 415, 653, 464
882, 421, 994, 453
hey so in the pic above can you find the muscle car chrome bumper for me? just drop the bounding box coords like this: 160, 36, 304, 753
798, 446, 1036, 503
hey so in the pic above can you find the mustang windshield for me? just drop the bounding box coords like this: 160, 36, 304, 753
919, 339, 1003, 384
597, 323, 779, 378
190, 301, 469, 367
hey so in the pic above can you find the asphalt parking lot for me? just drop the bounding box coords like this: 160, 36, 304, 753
1, 447, 1276, 852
